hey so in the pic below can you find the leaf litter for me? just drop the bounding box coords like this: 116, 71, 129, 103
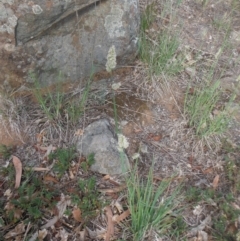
1, 0, 240, 240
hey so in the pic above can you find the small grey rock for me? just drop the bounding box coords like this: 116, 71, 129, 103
75, 119, 130, 175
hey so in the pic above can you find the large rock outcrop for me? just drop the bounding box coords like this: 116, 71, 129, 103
0, 0, 139, 89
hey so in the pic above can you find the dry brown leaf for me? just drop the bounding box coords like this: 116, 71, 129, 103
112, 209, 130, 223
12, 155, 22, 189
35, 144, 57, 152
105, 206, 114, 241
43, 175, 59, 184
114, 201, 123, 214
36, 132, 45, 144
103, 175, 111, 180
99, 184, 127, 193
79, 230, 86, 241
4, 202, 22, 220
74, 129, 84, 136
72, 207, 82, 222
69, 169, 75, 179
43, 144, 57, 159
41, 194, 71, 229
41, 216, 58, 229
38, 229, 48, 241
197, 230, 208, 241
147, 133, 162, 141
188, 215, 211, 237
212, 175, 220, 189
25, 167, 50, 171
5, 222, 25, 239
202, 167, 213, 174
86, 226, 106, 239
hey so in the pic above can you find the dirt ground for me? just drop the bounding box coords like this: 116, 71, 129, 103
1, 0, 240, 240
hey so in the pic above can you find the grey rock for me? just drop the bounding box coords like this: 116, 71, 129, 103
75, 119, 130, 175
0, 0, 140, 89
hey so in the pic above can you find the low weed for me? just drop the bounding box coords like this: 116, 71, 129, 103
71, 176, 103, 220
138, 2, 183, 76
33, 73, 92, 125
66, 78, 92, 123
170, 216, 187, 240
184, 81, 230, 138
49, 147, 76, 177
0, 144, 12, 159
185, 186, 215, 203
126, 163, 180, 241
33, 76, 65, 122
80, 153, 95, 172
185, 185, 240, 240
1, 163, 15, 187
5, 170, 58, 223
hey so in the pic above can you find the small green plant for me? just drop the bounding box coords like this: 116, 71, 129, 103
33, 74, 65, 122
185, 185, 240, 240
170, 216, 187, 240
32, 72, 93, 125
49, 147, 76, 177
225, 157, 240, 194
212, 200, 240, 240
0, 144, 12, 159
1, 163, 15, 187
140, 3, 156, 32
185, 187, 215, 203
71, 176, 103, 220
9, 170, 58, 222
80, 153, 95, 172
127, 164, 180, 241
184, 81, 230, 137
138, 3, 183, 76
66, 77, 93, 123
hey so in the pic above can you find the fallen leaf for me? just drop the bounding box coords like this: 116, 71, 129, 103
103, 175, 111, 180
36, 131, 45, 144
41, 216, 58, 229
35, 144, 57, 152
43, 175, 59, 184
74, 129, 84, 136
188, 215, 211, 237
98, 184, 127, 193
4, 189, 12, 199
41, 194, 71, 229
105, 206, 114, 241
74, 227, 86, 241
28, 231, 38, 241
112, 209, 130, 223
85, 226, 106, 239
79, 230, 86, 241
72, 207, 82, 222
58, 229, 69, 241
4, 202, 22, 220
69, 169, 74, 179
212, 175, 220, 189
12, 156, 22, 189
38, 229, 48, 241
56, 194, 71, 217
114, 201, 123, 214
25, 167, 50, 171
197, 230, 208, 241
202, 167, 213, 174
4, 222, 25, 239
43, 144, 57, 159
147, 133, 162, 141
